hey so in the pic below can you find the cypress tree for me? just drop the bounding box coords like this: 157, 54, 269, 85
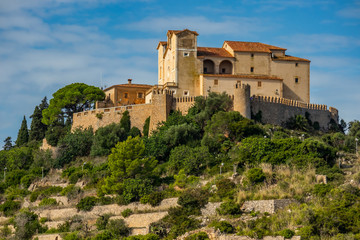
16, 116, 29, 146
29, 97, 49, 141
120, 110, 131, 133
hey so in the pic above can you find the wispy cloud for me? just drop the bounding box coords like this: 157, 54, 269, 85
125, 16, 274, 37
337, 1, 360, 19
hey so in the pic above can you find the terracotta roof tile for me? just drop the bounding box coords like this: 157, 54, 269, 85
224, 41, 286, 53
197, 47, 233, 58
104, 84, 153, 91
202, 74, 283, 80
156, 41, 167, 49
272, 55, 310, 62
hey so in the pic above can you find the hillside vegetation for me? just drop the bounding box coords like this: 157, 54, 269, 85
1, 89, 360, 240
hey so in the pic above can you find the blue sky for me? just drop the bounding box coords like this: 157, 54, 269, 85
0, 0, 359, 145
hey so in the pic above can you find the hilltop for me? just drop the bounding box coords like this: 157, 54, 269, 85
0, 90, 359, 240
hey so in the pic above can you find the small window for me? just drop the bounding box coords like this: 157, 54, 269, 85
295, 77, 299, 83
204, 67, 208, 73
251, 53, 254, 58
257, 81, 262, 87
183, 52, 189, 57
251, 67, 254, 73
214, 79, 218, 85
137, 92, 144, 98
183, 90, 189, 96
124, 92, 129, 98
221, 68, 226, 73
295, 62, 298, 67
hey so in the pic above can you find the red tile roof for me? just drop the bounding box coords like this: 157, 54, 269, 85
224, 41, 286, 53
104, 84, 153, 91
197, 47, 233, 58
272, 55, 310, 62
202, 74, 283, 80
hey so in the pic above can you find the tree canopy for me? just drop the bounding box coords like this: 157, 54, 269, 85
16, 116, 29, 146
42, 83, 105, 125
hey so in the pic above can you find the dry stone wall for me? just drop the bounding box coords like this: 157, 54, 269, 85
241, 199, 297, 214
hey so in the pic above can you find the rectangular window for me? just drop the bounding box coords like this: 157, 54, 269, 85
124, 92, 128, 98
295, 77, 299, 83
214, 79, 218, 85
295, 63, 298, 67
251, 67, 254, 73
137, 92, 144, 98
257, 81, 262, 87
204, 67, 208, 73
251, 53, 254, 58
183, 90, 189, 96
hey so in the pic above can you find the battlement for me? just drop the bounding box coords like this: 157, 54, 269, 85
252, 95, 329, 111
151, 88, 174, 96
235, 83, 250, 90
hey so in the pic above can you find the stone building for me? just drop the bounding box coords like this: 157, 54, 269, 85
96, 79, 152, 108
72, 29, 338, 133
152, 29, 310, 103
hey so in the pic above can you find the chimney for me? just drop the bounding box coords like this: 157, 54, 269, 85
128, 79, 132, 84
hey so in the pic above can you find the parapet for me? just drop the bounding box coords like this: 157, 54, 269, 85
235, 83, 250, 90
252, 95, 329, 111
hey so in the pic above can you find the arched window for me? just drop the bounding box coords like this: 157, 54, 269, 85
203, 59, 215, 74
219, 60, 233, 74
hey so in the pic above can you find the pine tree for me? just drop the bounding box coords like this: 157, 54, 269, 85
3, 137, 13, 150
16, 116, 29, 146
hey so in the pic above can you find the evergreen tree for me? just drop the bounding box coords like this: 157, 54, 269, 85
29, 97, 49, 141
3, 137, 13, 150
120, 110, 131, 133
16, 116, 29, 146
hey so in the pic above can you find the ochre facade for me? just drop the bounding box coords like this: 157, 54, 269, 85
155, 29, 310, 103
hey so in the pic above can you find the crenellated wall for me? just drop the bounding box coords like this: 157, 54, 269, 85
251, 95, 338, 130
71, 84, 339, 134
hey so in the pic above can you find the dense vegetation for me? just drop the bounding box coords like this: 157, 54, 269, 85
1, 86, 360, 240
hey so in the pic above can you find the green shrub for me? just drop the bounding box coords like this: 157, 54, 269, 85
39, 198, 57, 207
76, 196, 97, 211
122, 178, 153, 204
209, 220, 234, 234
121, 208, 133, 218
0, 200, 21, 216
14, 210, 46, 239
92, 230, 113, 240
178, 188, 209, 215
246, 168, 266, 185
61, 184, 82, 200
313, 184, 333, 197
106, 219, 130, 237
140, 192, 164, 207
185, 232, 210, 240
96, 214, 111, 230
278, 229, 295, 238
123, 233, 160, 240
63, 232, 81, 240
216, 201, 241, 215
20, 174, 36, 188
216, 178, 236, 199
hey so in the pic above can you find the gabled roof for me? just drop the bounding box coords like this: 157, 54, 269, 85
156, 41, 167, 50
197, 47, 233, 58
167, 29, 199, 36
272, 55, 310, 62
103, 84, 153, 92
223, 41, 287, 53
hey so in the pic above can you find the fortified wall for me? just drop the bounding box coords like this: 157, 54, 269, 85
72, 84, 338, 133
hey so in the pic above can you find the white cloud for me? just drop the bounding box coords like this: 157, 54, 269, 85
125, 16, 273, 37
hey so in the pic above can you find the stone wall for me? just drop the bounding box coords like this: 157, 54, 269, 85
172, 96, 196, 114
35, 198, 178, 221
72, 103, 153, 132
241, 199, 297, 214
33, 233, 62, 240
251, 95, 338, 130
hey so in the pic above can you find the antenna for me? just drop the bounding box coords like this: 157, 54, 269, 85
100, 71, 103, 89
